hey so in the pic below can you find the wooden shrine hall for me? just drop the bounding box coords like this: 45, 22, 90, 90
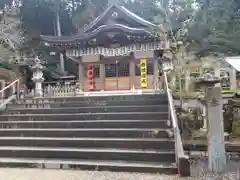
40, 0, 170, 92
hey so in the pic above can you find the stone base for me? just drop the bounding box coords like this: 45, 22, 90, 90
76, 89, 162, 96
178, 157, 191, 177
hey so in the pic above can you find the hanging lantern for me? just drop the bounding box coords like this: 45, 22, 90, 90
87, 64, 95, 91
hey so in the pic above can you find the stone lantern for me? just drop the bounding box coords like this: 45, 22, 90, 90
162, 56, 172, 72
31, 56, 44, 97
195, 72, 226, 173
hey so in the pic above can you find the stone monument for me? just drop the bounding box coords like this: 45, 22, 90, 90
196, 72, 226, 173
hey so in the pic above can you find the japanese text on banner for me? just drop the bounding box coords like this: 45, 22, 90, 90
140, 59, 147, 88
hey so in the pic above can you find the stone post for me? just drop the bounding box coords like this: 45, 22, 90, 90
31, 56, 44, 97
196, 73, 226, 173
153, 59, 159, 91
230, 68, 236, 91
129, 59, 136, 90
185, 70, 190, 93
201, 105, 207, 130
214, 66, 221, 87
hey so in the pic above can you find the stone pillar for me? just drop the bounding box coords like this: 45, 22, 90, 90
78, 62, 84, 91
185, 70, 190, 93
205, 86, 226, 173
129, 59, 135, 90
153, 59, 159, 91
214, 67, 221, 87
196, 73, 226, 173
201, 105, 207, 130
100, 63, 105, 90
230, 68, 236, 90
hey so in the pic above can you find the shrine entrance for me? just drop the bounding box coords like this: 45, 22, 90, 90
105, 60, 130, 91
40, 1, 169, 93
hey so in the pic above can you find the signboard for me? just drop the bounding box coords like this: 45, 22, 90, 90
140, 59, 148, 88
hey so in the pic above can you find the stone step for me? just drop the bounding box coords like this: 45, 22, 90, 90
0, 112, 168, 121
22, 94, 168, 102
0, 128, 171, 138
9, 99, 168, 109
0, 137, 175, 150
0, 120, 169, 129
0, 146, 175, 162
0, 157, 177, 174
7, 105, 168, 114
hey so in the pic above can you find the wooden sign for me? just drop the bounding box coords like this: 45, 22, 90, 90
140, 59, 147, 88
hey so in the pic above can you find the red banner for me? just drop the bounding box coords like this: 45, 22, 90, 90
87, 64, 95, 90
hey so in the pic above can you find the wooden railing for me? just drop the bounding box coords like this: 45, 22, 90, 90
0, 79, 20, 107
163, 72, 190, 177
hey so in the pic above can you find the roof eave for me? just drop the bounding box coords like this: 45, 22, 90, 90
40, 24, 157, 44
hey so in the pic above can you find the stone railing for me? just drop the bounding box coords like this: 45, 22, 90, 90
164, 72, 190, 177
173, 76, 231, 94
42, 82, 77, 97
22, 82, 78, 98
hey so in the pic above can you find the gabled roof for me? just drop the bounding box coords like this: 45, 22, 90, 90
225, 56, 240, 71
39, 1, 164, 44
84, 2, 157, 33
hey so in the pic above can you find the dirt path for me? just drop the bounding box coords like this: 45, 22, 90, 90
0, 159, 239, 180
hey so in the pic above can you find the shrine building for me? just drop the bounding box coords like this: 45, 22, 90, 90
40, 0, 170, 92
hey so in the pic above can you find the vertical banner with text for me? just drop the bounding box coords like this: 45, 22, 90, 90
140, 59, 148, 88
87, 64, 95, 90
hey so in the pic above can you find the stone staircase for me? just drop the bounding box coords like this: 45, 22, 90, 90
0, 94, 182, 175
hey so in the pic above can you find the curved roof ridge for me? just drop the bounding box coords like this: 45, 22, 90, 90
84, 3, 158, 33
83, 4, 115, 33
119, 5, 156, 27
91, 24, 149, 31
40, 24, 153, 43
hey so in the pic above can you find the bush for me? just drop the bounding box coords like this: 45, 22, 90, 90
232, 120, 240, 136
176, 107, 203, 138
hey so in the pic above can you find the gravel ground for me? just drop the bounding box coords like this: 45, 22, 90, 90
0, 158, 239, 180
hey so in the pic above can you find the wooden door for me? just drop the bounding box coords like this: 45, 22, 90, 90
105, 62, 130, 91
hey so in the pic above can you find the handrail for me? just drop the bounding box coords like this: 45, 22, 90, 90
0, 79, 20, 102
0, 79, 19, 93
0, 94, 16, 109
163, 71, 190, 176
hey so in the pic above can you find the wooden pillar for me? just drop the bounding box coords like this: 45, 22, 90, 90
78, 61, 84, 91
0, 80, 5, 100
129, 59, 135, 89
100, 63, 105, 90
12, 83, 16, 95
